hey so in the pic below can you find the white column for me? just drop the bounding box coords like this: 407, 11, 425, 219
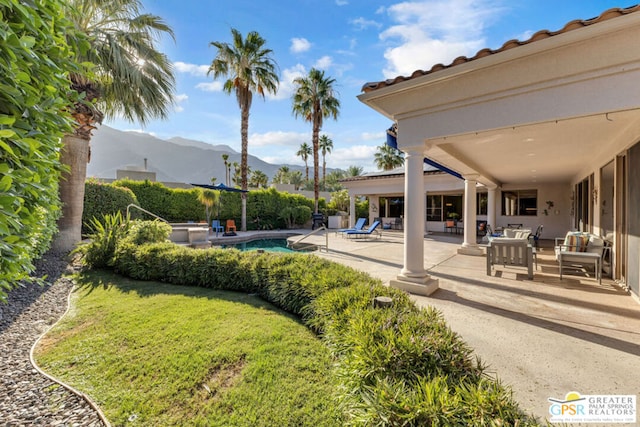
369, 196, 379, 225
487, 186, 497, 231
349, 194, 356, 228
389, 146, 438, 296
458, 174, 483, 256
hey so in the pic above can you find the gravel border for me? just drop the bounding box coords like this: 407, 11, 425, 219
0, 251, 108, 426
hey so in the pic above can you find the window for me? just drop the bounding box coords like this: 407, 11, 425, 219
501, 190, 537, 216
477, 192, 488, 215
426, 195, 442, 221
443, 195, 462, 221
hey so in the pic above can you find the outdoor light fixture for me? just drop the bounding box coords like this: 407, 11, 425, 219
371, 203, 378, 212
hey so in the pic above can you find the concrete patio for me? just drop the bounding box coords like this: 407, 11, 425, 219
288, 229, 640, 424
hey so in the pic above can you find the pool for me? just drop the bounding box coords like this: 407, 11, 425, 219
220, 238, 313, 253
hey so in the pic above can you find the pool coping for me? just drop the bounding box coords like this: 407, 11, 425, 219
208, 230, 303, 246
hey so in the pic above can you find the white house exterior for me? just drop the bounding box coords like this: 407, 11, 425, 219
357, 6, 640, 301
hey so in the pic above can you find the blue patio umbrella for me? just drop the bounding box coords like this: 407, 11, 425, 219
386, 123, 463, 180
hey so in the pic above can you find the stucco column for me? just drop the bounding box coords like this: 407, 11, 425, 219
369, 195, 379, 225
349, 194, 356, 228
389, 146, 439, 296
487, 186, 497, 231
458, 174, 483, 256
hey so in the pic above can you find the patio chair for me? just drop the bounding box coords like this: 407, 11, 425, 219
226, 219, 237, 234
211, 220, 224, 233
554, 232, 608, 284
346, 220, 381, 239
486, 239, 534, 279
336, 217, 366, 236
530, 225, 543, 249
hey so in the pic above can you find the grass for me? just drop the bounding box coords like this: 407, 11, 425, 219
34, 270, 341, 426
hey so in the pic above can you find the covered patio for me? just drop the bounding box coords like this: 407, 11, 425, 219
357, 6, 640, 303
297, 229, 640, 421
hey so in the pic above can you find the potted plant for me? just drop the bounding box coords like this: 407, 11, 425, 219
447, 212, 460, 225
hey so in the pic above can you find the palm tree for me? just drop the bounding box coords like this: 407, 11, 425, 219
296, 142, 312, 181
375, 144, 404, 171
209, 28, 279, 231
292, 68, 340, 213
221, 153, 230, 185
198, 189, 220, 227
53, 0, 176, 252
272, 166, 290, 185
346, 165, 363, 176
319, 134, 333, 188
249, 170, 268, 188
289, 171, 304, 190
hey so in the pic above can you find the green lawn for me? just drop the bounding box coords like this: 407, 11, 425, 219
35, 271, 341, 426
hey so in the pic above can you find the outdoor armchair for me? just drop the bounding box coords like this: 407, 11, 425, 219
554, 231, 609, 284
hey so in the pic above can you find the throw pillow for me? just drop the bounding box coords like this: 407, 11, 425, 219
564, 234, 589, 252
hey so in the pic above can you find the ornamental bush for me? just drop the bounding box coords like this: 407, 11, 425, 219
0, 0, 85, 300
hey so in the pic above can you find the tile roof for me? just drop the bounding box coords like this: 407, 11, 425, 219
340, 163, 443, 183
361, 5, 640, 93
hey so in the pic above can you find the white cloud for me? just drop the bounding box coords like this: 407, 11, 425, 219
249, 130, 309, 147
174, 93, 188, 113
290, 37, 311, 53
196, 81, 224, 92
379, 0, 503, 78
330, 145, 379, 170
268, 64, 306, 101
314, 55, 333, 70
350, 17, 383, 31
361, 131, 385, 141
173, 61, 209, 76
336, 0, 348, 5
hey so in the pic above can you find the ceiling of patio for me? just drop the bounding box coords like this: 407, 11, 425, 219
425, 108, 640, 186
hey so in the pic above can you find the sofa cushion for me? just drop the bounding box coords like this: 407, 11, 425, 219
564, 233, 589, 252
586, 235, 604, 254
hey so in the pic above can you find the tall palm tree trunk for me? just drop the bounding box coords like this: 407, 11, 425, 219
52, 134, 90, 252
312, 124, 320, 213
240, 106, 249, 231
322, 155, 326, 190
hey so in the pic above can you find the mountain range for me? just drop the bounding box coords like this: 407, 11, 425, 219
87, 125, 314, 185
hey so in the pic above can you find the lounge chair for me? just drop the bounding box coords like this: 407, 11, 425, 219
346, 220, 381, 239
336, 218, 366, 236
211, 220, 224, 233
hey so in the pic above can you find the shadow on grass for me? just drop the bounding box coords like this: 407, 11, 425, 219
73, 269, 304, 324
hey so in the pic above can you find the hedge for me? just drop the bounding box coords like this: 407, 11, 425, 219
82, 179, 139, 234
78, 219, 539, 426
113, 179, 205, 223
102, 181, 320, 229
0, 0, 86, 300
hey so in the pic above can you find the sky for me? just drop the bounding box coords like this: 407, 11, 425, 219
105, 0, 635, 173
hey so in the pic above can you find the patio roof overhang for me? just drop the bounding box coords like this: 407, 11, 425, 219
358, 8, 640, 188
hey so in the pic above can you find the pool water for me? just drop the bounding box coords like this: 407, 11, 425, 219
221, 238, 300, 253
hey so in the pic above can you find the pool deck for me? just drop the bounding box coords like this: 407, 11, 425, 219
208, 228, 640, 424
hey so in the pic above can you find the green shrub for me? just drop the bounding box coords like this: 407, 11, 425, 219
121, 220, 172, 246
0, 0, 86, 300
82, 180, 138, 234
76, 212, 130, 269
